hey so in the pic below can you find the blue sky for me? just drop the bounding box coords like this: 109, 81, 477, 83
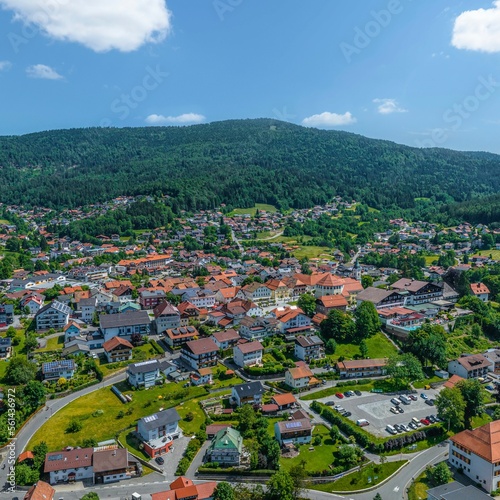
1, 0, 500, 152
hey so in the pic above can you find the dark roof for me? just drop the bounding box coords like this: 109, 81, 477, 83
42, 359, 76, 374
0, 338, 12, 347
138, 408, 181, 431
126, 359, 159, 375
92, 448, 128, 473
295, 335, 323, 348
232, 381, 264, 398
100, 310, 150, 329
37, 300, 71, 317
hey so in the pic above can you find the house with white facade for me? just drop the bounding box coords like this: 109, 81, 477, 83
42, 360, 76, 381
153, 301, 180, 334
449, 420, 500, 493
294, 335, 324, 362
126, 359, 162, 388
137, 408, 182, 458
271, 306, 311, 334
275, 416, 312, 446
35, 301, 71, 332
181, 337, 219, 370
231, 381, 264, 407
285, 365, 318, 390
99, 310, 150, 342
233, 340, 263, 368
470, 283, 490, 302
448, 354, 492, 380
212, 329, 241, 350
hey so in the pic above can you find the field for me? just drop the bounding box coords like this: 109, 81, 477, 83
280, 425, 341, 474
423, 255, 439, 266
474, 249, 500, 261
310, 460, 407, 493
332, 332, 398, 361
27, 381, 208, 451
231, 203, 277, 216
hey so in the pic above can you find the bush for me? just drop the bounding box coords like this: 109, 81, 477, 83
66, 419, 82, 433
149, 339, 163, 354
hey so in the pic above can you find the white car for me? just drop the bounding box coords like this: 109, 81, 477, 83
390, 406, 398, 414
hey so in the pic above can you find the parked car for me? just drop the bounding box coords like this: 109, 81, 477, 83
397, 406, 404, 413
344, 392, 352, 397
343, 411, 352, 417
390, 398, 401, 405
400, 424, 409, 432
411, 417, 422, 427
409, 394, 417, 401
336, 393, 344, 399
427, 415, 437, 423
390, 406, 399, 414
336, 407, 345, 413
420, 418, 430, 425
155, 456, 165, 465
420, 393, 428, 400
345, 391, 355, 397
408, 422, 417, 430
354, 390, 362, 396
334, 405, 343, 410
425, 399, 435, 406
325, 401, 335, 406
486, 385, 495, 390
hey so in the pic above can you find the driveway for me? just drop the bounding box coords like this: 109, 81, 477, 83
149, 435, 191, 477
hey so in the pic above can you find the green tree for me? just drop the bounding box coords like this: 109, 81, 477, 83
6, 326, 16, 338
289, 461, 308, 499
320, 309, 355, 343
325, 338, 337, 355
337, 444, 362, 468
387, 273, 400, 285
213, 482, 235, 500
435, 387, 466, 431
14, 463, 39, 486
32, 441, 48, 470
329, 425, 340, 442
426, 462, 452, 486
354, 301, 381, 339
23, 380, 46, 409
238, 404, 256, 437
5, 356, 36, 385
80, 494, 100, 500
25, 333, 39, 353
361, 275, 374, 289
405, 324, 447, 368
297, 293, 316, 317
457, 379, 486, 428
359, 339, 368, 359
386, 353, 424, 388
373, 494, 383, 500
66, 418, 83, 433
266, 470, 295, 500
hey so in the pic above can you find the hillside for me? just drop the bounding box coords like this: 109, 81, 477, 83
1, 119, 499, 214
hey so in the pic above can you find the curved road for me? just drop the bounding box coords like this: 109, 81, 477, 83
0, 371, 126, 492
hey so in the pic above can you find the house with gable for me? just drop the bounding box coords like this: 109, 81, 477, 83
231, 381, 264, 407
137, 408, 182, 458
205, 427, 243, 466
233, 340, 264, 368
35, 301, 71, 332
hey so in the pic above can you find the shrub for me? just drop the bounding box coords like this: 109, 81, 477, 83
66, 419, 82, 433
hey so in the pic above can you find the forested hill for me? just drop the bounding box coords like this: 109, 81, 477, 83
1, 118, 499, 212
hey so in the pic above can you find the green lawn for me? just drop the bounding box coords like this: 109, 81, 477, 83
280, 425, 340, 474
36, 334, 64, 352
424, 255, 439, 266
28, 381, 208, 451
329, 332, 398, 362
211, 364, 244, 389
231, 203, 277, 216
293, 246, 335, 260
176, 399, 206, 436
310, 460, 407, 493
0, 329, 26, 384
472, 412, 492, 428
475, 249, 500, 261
408, 471, 429, 500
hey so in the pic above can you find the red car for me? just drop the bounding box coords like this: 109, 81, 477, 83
335, 392, 344, 399
420, 418, 430, 425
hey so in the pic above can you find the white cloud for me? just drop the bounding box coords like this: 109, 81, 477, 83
26, 64, 62, 80
373, 98, 407, 115
0, 0, 172, 52
0, 60, 11, 71
301, 111, 356, 128
452, 1, 500, 53
145, 113, 206, 125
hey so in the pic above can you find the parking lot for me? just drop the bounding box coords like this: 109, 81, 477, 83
313, 387, 442, 437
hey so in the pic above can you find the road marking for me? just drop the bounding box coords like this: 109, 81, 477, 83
393, 486, 400, 492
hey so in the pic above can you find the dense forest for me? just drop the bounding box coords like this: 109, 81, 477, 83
1, 119, 499, 219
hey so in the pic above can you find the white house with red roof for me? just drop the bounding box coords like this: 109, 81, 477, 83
470, 282, 490, 302
448, 354, 492, 380
449, 420, 500, 493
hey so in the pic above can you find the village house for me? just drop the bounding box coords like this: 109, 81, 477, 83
285, 365, 319, 390
205, 427, 243, 466
390, 278, 443, 305
0, 337, 12, 358
470, 283, 490, 302
449, 420, 500, 493
151, 477, 217, 500
153, 301, 181, 334
164, 325, 199, 348
272, 306, 312, 335
137, 408, 182, 458
212, 329, 241, 350
181, 337, 219, 370
275, 413, 312, 446
271, 392, 297, 410
77, 297, 97, 324
23, 481, 55, 500
241, 281, 273, 303
35, 300, 71, 332
42, 359, 76, 381
99, 310, 150, 342
316, 294, 348, 314
103, 337, 133, 363
294, 335, 324, 362
483, 349, 500, 374
139, 289, 166, 310
190, 367, 213, 386
231, 381, 264, 407
233, 340, 264, 368
448, 354, 492, 380
337, 358, 387, 378
126, 359, 162, 388
239, 316, 277, 341
356, 287, 406, 310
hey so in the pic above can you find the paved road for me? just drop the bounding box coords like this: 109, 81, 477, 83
0, 371, 127, 492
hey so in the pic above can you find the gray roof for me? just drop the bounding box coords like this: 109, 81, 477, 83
232, 381, 264, 399
427, 482, 491, 500
356, 287, 401, 304
138, 408, 180, 431
126, 359, 159, 375
37, 300, 71, 317
100, 310, 150, 329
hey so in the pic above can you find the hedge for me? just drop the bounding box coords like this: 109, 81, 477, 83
149, 340, 163, 354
